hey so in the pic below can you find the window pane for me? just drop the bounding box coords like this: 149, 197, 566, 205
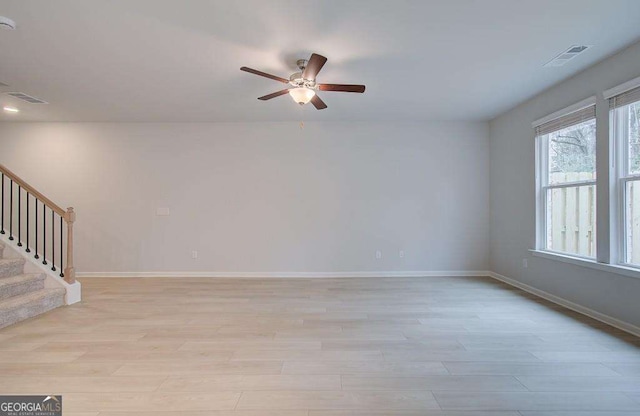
546, 185, 596, 257
627, 102, 640, 175
625, 179, 640, 264
547, 119, 596, 185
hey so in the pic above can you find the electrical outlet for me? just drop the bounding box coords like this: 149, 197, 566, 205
156, 207, 170, 216
375, 250, 382, 259
399, 250, 405, 258
522, 258, 528, 268
192, 251, 198, 259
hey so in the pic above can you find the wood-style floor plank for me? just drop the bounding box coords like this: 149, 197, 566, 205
341, 375, 527, 391
433, 391, 640, 411
159, 375, 341, 391
236, 391, 441, 410
63, 392, 242, 412
0, 376, 167, 393
516, 375, 640, 392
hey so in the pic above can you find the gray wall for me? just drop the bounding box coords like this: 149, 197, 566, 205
0, 121, 489, 274
490, 41, 640, 327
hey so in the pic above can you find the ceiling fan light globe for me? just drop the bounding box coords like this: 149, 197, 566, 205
289, 87, 315, 105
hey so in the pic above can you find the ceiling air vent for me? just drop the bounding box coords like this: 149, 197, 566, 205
544, 45, 592, 67
6, 92, 48, 104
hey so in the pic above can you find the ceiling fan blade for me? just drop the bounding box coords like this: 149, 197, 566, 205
310, 95, 327, 110
318, 84, 366, 93
241, 67, 289, 83
302, 53, 327, 80
258, 89, 290, 100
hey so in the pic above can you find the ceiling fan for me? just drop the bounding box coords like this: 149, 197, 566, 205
240, 53, 365, 110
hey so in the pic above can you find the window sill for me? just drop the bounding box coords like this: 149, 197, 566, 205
529, 249, 640, 280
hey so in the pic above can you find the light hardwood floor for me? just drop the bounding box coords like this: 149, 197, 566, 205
0, 276, 639, 415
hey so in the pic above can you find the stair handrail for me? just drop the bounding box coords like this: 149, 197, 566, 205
0, 163, 76, 283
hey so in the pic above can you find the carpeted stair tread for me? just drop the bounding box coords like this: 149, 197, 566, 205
0, 258, 25, 278
0, 287, 64, 309
0, 288, 65, 329
0, 273, 46, 300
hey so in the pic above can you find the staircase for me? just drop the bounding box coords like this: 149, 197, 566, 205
0, 163, 80, 328
0, 242, 65, 328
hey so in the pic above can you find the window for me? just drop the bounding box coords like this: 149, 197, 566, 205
530, 78, 640, 277
535, 101, 597, 258
611, 84, 640, 266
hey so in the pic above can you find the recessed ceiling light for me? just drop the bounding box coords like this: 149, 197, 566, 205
3, 106, 19, 113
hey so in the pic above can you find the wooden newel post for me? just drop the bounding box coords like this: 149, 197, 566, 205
64, 207, 76, 284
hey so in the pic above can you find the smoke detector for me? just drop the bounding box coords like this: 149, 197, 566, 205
544, 45, 592, 67
0, 17, 16, 30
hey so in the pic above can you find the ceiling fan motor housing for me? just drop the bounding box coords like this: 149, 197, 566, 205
289, 72, 317, 89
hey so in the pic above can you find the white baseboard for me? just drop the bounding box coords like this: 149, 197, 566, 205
76, 270, 492, 278
488, 271, 640, 338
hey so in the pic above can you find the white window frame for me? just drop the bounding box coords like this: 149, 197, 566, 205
534, 96, 597, 259
529, 78, 640, 281
609, 89, 640, 268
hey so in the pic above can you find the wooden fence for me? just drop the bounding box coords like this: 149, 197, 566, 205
547, 172, 595, 257
547, 172, 640, 263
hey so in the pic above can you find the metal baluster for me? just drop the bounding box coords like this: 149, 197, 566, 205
59, 216, 64, 278
51, 210, 56, 272
26, 192, 31, 253
0, 173, 4, 234
17, 186, 22, 246
42, 205, 47, 265
9, 180, 13, 240
34, 199, 39, 259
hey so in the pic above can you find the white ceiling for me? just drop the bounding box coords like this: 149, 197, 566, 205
0, 0, 639, 122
